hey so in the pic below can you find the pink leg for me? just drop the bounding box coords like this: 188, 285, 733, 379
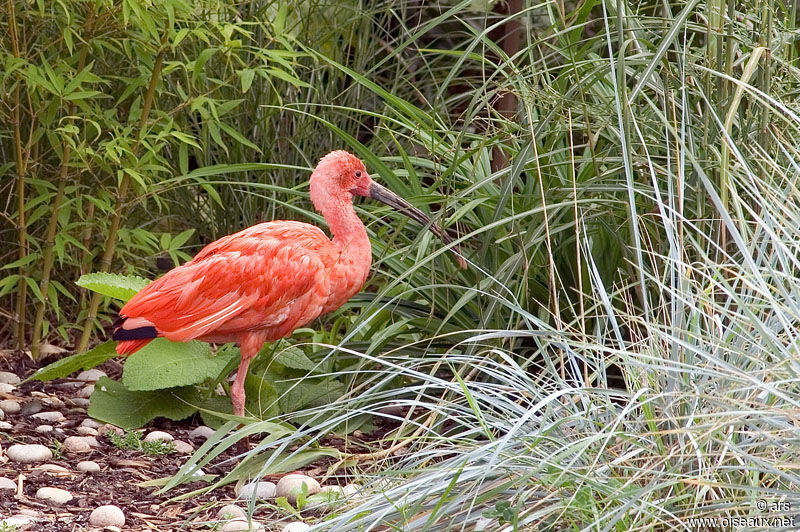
231, 356, 251, 417
232, 335, 262, 417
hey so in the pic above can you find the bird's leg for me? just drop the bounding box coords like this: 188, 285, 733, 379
231, 355, 251, 417
232, 341, 259, 455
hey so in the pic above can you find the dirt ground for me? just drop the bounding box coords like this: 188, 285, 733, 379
0, 351, 370, 531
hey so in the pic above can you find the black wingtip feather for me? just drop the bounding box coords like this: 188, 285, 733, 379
112, 315, 158, 341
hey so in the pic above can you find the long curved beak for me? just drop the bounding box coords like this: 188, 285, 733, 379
368, 182, 467, 269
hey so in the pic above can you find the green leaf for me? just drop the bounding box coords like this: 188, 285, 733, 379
26, 341, 118, 382
273, 347, 316, 371
76, 273, 150, 302
88, 377, 198, 429
123, 339, 239, 391
240, 68, 255, 93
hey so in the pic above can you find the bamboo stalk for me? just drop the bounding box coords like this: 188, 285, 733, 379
77, 33, 169, 352
7, 0, 29, 351
30, 9, 96, 359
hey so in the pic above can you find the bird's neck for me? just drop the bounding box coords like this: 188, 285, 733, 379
321, 197, 371, 260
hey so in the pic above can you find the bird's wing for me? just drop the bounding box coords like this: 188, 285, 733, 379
119, 222, 336, 342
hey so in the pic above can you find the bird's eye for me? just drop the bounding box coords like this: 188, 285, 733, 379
355, 170, 362, 178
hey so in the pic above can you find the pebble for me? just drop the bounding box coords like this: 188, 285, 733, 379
282, 522, 311, 532
190, 425, 216, 440
36, 486, 73, 505
89, 505, 126, 527
0, 383, 15, 393
20, 399, 44, 415
342, 483, 361, 497
0, 477, 15, 490
276, 474, 320, 503
143, 430, 174, 443
222, 520, 264, 532
34, 464, 71, 477
77, 426, 99, 436
217, 504, 247, 520
77, 460, 101, 472
77, 384, 95, 398
0, 371, 20, 385
0, 515, 34, 528
66, 397, 90, 408
318, 485, 344, 497
36, 424, 54, 433
0, 408, 4, 421
77, 368, 106, 382
31, 411, 66, 423
236, 481, 276, 500
81, 418, 102, 429
7, 444, 53, 463
44, 396, 66, 409
100, 424, 124, 437
173, 439, 194, 454
0, 421, 11, 430
0, 399, 20, 414
63, 436, 92, 453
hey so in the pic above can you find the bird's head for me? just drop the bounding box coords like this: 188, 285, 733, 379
309, 150, 467, 269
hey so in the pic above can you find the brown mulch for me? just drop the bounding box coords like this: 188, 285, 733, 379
0, 350, 398, 531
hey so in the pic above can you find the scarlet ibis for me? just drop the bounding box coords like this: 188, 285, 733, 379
112, 151, 466, 417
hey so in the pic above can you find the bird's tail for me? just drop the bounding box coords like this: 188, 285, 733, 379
116, 339, 153, 356
112, 315, 159, 356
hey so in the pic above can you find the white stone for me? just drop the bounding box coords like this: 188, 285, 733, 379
0, 477, 15, 490
34, 464, 71, 477
0, 400, 20, 414
100, 424, 124, 437
80, 418, 102, 429
36, 486, 73, 505
77, 460, 101, 472
0, 371, 20, 385
318, 485, 345, 497
77, 426, 99, 436
0, 515, 34, 528
44, 396, 66, 409
7, 444, 53, 463
222, 520, 264, 532
173, 439, 193, 454
89, 504, 126, 527
63, 436, 92, 453
282, 522, 311, 532
77, 384, 95, 398
0, 383, 15, 393
0, 421, 12, 430
67, 397, 90, 408
236, 481, 276, 500
217, 504, 247, 520
189, 425, 216, 440
32, 411, 65, 423
77, 369, 106, 382
143, 430, 174, 443
276, 474, 320, 503
342, 483, 361, 496
36, 424, 54, 433
20, 399, 43, 415
84, 436, 101, 447
0, 408, 4, 420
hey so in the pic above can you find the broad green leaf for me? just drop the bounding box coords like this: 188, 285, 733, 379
26, 341, 118, 382
273, 347, 316, 371
88, 377, 198, 429
123, 339, 239, 391
76, 273, 150, 301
